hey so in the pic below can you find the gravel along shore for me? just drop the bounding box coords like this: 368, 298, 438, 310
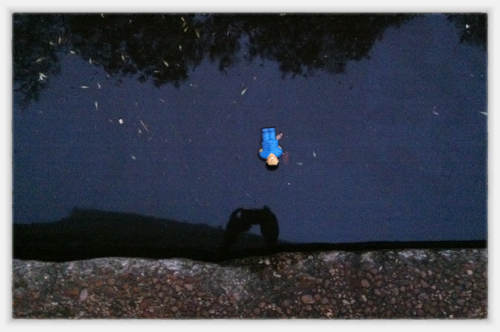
12, 249, 487, 318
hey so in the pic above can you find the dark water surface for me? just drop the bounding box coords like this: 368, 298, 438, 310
13, 13, 487, 253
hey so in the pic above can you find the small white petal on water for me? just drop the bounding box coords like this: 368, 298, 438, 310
313, 151, 316, 157
130, 155, 136, 160
241, 87, 248, 95
69, 50, 76, 54
296, 162, 303, 165
118, 119, 124, 124
81, 86, 89, 89
97, 82, 101, 89
94, 101, 98, 110
159, 99, 165, 103
179, 45, 182, 51
195, 29, 200, 38
163, 60, 169, 67
58, 36, 61, 44
35, 57, 46, 63
466, 24, 470, 29
480, 112, 487, 116
89, 58, 92, 64
38, 73, 47, 81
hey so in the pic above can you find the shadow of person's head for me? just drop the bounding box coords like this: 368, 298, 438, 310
221, 206, 279, 249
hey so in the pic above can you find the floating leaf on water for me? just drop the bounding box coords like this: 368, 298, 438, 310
140, 119, 149, 132
241, 87, 248, 95
163, 60, 169, 67
283, 151, 289, 165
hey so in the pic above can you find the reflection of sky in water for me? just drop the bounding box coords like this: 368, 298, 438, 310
13, 14, 487, 243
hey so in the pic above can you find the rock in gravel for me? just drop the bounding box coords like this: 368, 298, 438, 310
79, 288, 88, 302
301, 294, 316, 304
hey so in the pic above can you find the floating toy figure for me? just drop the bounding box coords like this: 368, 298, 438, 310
259, 127, 283, 169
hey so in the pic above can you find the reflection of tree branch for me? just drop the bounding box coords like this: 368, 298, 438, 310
446, 14, 486, 50
14, 13, 424, 108
13, 14, 65, 108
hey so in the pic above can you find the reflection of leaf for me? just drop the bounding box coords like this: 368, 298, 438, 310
283, 151, 289, 165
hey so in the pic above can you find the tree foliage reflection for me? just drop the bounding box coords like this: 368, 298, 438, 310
18, 13, 481, 108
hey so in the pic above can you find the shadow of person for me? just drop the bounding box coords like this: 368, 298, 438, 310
221, 206, 279, 249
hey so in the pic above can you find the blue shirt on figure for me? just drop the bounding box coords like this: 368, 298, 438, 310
259, 128, 282, 166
